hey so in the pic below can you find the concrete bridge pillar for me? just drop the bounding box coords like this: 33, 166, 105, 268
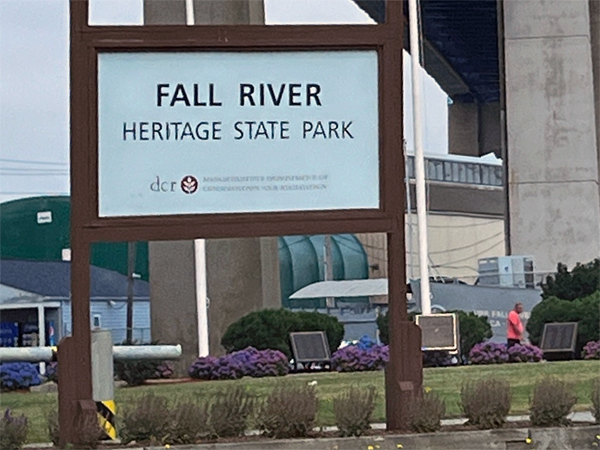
144, 0, 280, 373
448, 101, 501, 158
502, 0, 600, 274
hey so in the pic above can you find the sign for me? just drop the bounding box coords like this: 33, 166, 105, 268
540, 322, 578, 353
37, 211, 52, 224
415, 313, 459, 351
67, 2, 412, 439
0, 322, 19, 347
289, 331, 331, 364
98, 51, 379, 217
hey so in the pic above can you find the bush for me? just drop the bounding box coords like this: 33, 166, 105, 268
376, 313, 389, 345
582, 340, 600, 359
46, 410, 59, 446
45, 362, 58, 383
188, 347, 289, 380
120, 393, 171, 444
529, 377, 577, 427
526, 292, 600, 357
114, 359, 160, 386
469, 342, 509, 365
0, 409, 28, 450
453, 311, 493, 357
114, 341, 175, 386
377, 310, 492, 357
221, 309, 344, 359
258, 384, 318, 438
408, 391, 446, 433
0, 363, 41, 391
155, 362, 175, 379
507, 344, 543, 363
423, 350, 454, 368
188, 356, 243, 381
74, 412, 104, 449
169, 400, 209, 444
45, 408, 101, 448
460, 378, 511, 429
592, 379, 600, 424
331, 344, 388, 372
333, 386, 377, 437
541, 259, 599, 300
209, 386, 254, 438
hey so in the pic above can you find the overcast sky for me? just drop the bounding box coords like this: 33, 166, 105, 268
0, 0, 448, 203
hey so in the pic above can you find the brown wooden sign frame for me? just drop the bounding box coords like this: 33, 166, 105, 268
72, 14, 404, 243
64, 0, 419, 444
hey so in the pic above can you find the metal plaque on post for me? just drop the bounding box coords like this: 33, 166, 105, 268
540, 322, 578, 353
289, 331, 331, 370
415, 313, 459, 352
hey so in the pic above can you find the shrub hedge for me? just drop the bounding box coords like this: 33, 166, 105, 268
221, 309, 344, 358
541, 259, 599, 300
469, 342, 543, 364
0, 363, 41, 392
331, 344, 388, 372
113, 341, 175, 386
188, 347, 289, 380
526, 291, 600, 357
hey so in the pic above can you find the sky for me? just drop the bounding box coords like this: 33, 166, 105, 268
0, 0, 448, 204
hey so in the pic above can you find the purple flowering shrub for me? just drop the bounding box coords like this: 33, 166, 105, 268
582, 340, 600, 360
507, 344, 543, 363
154, 361, 174, 379
470, 342, 543, 364
45, 362, 58, 383
331, 344, 389, 372
188, 347, 289, 380
469, 342, 509, 364
0, 363, 41, 391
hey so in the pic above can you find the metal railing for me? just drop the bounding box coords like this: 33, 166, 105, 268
406, 155, 503, 187
0, 345, 182, 363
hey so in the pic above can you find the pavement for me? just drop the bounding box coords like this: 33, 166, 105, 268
307, 411, 596, 433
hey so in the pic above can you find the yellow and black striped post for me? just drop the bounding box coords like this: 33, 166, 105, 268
92, 331, 117, 440
96, 400, 117, 440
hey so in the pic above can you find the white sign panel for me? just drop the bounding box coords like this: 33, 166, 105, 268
98, 51, 379, 217
37, 211, 52, 224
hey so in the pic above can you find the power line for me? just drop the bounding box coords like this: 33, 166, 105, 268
427, 219, 501, 229
0, 172, 69, 177
429, 238, 505, 266
0, 191, 69, 195
0, 158, 68, 166
1, 167, 68, 172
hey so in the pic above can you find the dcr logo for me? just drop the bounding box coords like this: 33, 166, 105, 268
181, 175, 199, 194
149, 175, 199, 194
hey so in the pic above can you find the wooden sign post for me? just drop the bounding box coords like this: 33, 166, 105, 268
64, 0, 421, 444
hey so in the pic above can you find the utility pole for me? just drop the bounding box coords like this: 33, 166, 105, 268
324, 235, 334, 309
126, 241, 136, 343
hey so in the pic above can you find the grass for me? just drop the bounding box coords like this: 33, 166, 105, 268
0, 360, 598, 443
